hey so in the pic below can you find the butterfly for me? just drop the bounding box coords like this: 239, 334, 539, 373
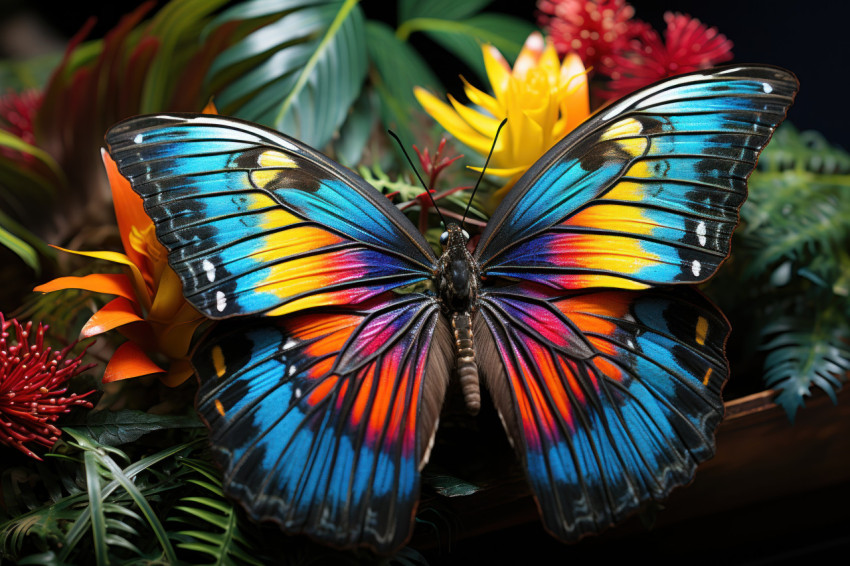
105, 64, 797, 553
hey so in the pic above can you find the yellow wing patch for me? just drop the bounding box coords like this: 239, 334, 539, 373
600, 118, 648, 157
695, 316, 708, 346
702, 367, 713, 386
211, 345, 226, 378
600, 118, 644, 140
257, 150, 297, 169
566, 204, 660, 236
251, 150, 299, 188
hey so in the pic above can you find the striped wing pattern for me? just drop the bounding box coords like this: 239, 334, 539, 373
105, 114, 436, 319
475, 66, 798, 290
478, 285, 728, 540
192, 294, 443, 551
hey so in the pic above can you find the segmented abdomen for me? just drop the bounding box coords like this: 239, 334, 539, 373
452, 311, 480, 415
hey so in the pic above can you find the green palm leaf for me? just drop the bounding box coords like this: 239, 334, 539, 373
396, 1, 536, 83
140, 0, 232, 112
205, 0, 368, 149
364, 20, 440, 151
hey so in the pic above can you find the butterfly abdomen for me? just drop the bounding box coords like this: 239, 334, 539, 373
451, 311, 481, 416
437, 224, 482, 415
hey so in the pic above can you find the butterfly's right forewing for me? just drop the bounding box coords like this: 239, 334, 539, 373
475, 66, 798, 290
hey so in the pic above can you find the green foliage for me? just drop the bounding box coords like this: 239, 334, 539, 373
755, 123, 850, 174
0, 425, 275, 565
0, 130, 64, 273
0, 429, 204, 564
396, 0, 537, 83
708, 123, 850, 420
761, 316, 850, 421
421, 473, 483, 497
82, 409, 204, 447
364, 20, 440, 152
168, 459, 264, 566
206, 0, 369, 149
140, 0, 233, 113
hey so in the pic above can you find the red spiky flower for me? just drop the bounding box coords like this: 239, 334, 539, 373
537, 0, 640, 72
0, 313, 96, 460
0, 88, 42, 162
601, 12, 733, 100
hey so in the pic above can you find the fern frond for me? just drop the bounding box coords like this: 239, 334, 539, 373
741, 170, 850, 278
760, 315, 850, 422
358, 163, 425, 200
168, 459, 264, 566
56, 430, 202, 564
757, 122, 850, 174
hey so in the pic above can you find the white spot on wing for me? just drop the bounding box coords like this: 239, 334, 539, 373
696, 222, 707, 246
691, 260, 702, 277
763, 82, 773, 93
215, 291, 227, 312
133, 133, 143, 144
202, 259, 216, 282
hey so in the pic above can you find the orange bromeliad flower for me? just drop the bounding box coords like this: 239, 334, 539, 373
414, 32, 590, 206
34, 152, 206, 387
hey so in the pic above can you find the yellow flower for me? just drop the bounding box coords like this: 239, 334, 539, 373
34, 152, 206, 387
415, 32, 590, 206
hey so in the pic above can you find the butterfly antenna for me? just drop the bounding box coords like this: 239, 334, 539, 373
387, 130, 449, 229
462, 118, 508, 229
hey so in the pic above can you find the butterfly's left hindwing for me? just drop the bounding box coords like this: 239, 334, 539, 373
193, 294, 449, 552
477, 285, 728, 540
105, 115, 436, 319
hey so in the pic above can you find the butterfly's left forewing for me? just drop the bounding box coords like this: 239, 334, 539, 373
193, 293, 452, 552
106, 114, 437, 319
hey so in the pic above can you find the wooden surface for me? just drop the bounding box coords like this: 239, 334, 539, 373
409, 388, 850, 563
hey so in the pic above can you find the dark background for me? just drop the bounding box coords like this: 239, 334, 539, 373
0, 0, 847, 146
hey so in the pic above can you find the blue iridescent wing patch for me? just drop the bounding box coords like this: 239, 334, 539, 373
477, 285, 728, 540
105, 115, 437, 319
475, 66, 798, 291
192, 293, 449, 552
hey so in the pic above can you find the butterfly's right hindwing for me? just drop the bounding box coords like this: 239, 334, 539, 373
477, 285, 729, 540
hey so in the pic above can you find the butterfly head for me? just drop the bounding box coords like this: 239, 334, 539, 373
439, 224, 470, 249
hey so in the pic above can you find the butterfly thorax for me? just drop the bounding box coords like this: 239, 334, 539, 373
437, 223, 481, 415
437, 223, 479, 312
